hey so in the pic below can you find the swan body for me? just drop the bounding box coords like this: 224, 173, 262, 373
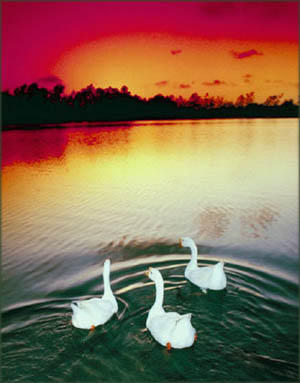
145, 267, 196, 349
71, 259, 118, 330
180, 237, 227, 292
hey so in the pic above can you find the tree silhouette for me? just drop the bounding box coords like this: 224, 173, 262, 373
263, 93, 283, 106
2, 82, 298, 127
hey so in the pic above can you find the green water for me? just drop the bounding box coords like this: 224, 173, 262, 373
2, 118, 298, 381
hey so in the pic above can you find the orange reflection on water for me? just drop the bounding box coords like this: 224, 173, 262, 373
2, 119, 298, 253
3, 120, 298, 203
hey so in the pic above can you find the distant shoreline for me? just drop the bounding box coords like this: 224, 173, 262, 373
2, 115, 298, 131
2, 83, 299, 129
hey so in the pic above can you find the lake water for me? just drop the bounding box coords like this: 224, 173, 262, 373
2, 118, 298, 381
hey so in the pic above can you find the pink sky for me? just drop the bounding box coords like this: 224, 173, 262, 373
2, 1, 299, 102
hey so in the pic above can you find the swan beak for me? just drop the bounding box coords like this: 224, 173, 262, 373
144, 267, 152, 277
179, 238, 183, 248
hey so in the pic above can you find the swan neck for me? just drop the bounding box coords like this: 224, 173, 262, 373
103, 263, 113, 298
189, 243, 198, 266
153, 274, 164, 310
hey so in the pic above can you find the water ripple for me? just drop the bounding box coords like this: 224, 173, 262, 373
2, 251, 298, 381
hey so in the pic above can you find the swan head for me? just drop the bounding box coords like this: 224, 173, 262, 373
103, 258, 111, 275
144, 267, 162, 282
179, 237, 196, 248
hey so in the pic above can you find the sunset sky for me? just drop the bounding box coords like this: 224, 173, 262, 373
2, 1, 299, 103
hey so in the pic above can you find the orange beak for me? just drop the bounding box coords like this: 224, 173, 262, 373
179, 238, 183, 248
144, 267, 151, 277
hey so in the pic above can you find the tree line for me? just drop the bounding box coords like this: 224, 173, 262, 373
2, 83, 298, 126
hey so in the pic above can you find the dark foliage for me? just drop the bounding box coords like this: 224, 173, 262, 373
2, 83, 298, 127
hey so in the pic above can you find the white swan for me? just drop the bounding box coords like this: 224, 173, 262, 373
71, 259, 118, 330
179, 237, 227, 292
145, 267, 197, 350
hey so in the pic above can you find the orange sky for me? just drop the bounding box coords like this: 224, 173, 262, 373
2, 1, 299, 103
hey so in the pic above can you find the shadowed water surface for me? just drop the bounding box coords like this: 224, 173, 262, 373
2, 118, 298, 381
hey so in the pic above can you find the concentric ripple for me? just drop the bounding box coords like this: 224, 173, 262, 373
2, 249, 298, 382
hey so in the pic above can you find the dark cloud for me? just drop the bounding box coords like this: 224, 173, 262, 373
171, 49, 182, 55
243, 74, 252, 83
195, 3, 298, 42
199, 2, 294, 21
202, 79, 226, 86
155, 80, 168, 87
244, 2, 295, 21
37, 75, 63, 84
179, 83, 191, 89
199, 2, 238, 17
231, 49, 263, 59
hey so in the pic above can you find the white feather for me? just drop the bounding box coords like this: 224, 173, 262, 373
71, 259, 118, 329
145, 267, 196, 349
180, 237, 227, 291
